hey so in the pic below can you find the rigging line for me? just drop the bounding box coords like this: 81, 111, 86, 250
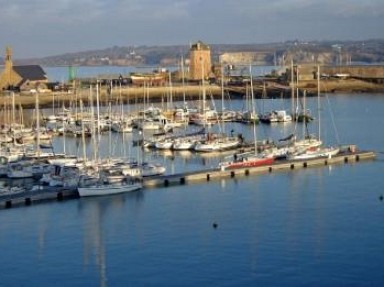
257, 82, 271, 139
208, 90, 222, 134
325, 93, 341, 145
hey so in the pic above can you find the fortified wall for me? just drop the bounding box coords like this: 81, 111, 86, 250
322, 66, 384, 81
285, 65, 384, 83
219, 52, 270, 65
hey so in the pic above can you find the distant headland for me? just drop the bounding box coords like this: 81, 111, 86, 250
5, 39, 384, 67
0, 40, 384, 110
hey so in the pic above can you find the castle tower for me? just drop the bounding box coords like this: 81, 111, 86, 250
189, 41, 211, 81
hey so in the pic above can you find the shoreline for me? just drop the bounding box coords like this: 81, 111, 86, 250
1, 79, 383, 110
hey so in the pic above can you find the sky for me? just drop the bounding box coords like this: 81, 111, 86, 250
0, 0, 383, 58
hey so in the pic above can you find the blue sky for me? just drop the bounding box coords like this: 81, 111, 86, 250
0, 0, 383, 58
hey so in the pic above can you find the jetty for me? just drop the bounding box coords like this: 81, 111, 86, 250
0, 150, 375, 210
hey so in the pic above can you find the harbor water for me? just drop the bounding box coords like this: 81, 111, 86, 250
1, 93, 384, 286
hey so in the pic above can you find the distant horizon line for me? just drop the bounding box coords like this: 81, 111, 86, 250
4, 38, 384, 60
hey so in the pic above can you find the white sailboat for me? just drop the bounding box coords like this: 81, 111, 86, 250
78, 180, 142, 197
194, 63, 241, 152
287, 66, 340, 160
194, 133, 241, 152
259, 82, 292, 123
219, 65, 275, 170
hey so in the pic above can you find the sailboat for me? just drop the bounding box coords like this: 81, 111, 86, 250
193, 63, 241, 152
290, 62, 314, 123
76, 95, 143, 197
78, 179, 142, 197
259, 83, 292, 123
188, 60, 218, 126
239, 83, 259, 124
219, 66, 274, 170
287, 66, 340, 160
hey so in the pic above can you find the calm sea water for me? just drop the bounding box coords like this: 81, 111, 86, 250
1, 93, 384, 286
44, 65, 278, 82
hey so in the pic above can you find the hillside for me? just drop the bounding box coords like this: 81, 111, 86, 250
5, 39, 384, 67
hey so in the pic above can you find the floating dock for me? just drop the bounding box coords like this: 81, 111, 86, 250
142, 150, 375, 187
0, 150, 376, 210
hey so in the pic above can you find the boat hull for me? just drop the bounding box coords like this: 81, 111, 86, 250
78, 182, 142, 197
220, 157, 274, 170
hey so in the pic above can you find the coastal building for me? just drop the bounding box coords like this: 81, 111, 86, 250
189, 41, 212, 81
0, 47, 48, 92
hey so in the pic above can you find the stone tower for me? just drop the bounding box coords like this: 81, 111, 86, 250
189, 41, 211, 81
5, 46, 13, 70
0, 46, 14, 90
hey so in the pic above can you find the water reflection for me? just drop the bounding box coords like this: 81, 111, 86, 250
77, 191, 144, 287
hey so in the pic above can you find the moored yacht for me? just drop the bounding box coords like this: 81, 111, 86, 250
219, 152, 274, 170
78, 180, 142, 197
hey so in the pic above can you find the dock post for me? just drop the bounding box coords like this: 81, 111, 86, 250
164, 179, 169, 187
269, 167, 273, 173
180, 177, 185, 185
57, 192, 63, 201
303, 162, 308, 168
25, 198, 32, 206
290, 164, 295, 169
5, 200, 12, 208
207, 174, 210, 181
244, 169, 250, 176
230, 171, 235, 178
355, 155, 360, 161
344, 157, 349, 163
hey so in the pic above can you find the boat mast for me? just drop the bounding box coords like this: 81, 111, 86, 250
80, 100, 87, 164
96, 80, 101, 136
250, 65, 257, 155
12, 91, 15, 128
221, 62, 226, 134
291, 60, 295, 117
89, 85, 98, 163
35, 91, 40, 157
181, 56, 186, 107
168, 70, 173, 111
201, 58, 206, 126
317, 65, 321, 142
302, 90, 306, 139
12, 92, 16, 145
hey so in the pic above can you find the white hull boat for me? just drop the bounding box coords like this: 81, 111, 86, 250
288, 146, 340, 160
78, 182, 142, 197
172, 139, 196, 150
194, 136, 241, 152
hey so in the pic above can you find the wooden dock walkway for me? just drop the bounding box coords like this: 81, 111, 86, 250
0, 150, 376, 210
